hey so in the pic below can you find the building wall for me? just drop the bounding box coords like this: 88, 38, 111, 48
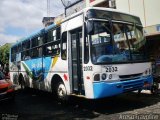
117, 0, 145, 26
86, 0, 107, 7
116, 0, 160, 27
86, 0, 160, 28
144, 0, 160, 26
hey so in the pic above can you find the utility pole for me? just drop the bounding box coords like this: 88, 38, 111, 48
47, 0, 50, 17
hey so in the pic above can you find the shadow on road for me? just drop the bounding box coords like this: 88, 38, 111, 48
0, 89, 160, 120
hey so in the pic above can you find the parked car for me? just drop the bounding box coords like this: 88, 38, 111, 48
0, 71, 15, 101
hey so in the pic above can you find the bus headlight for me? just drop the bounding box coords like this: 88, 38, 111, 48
94, 73, 119, 81
143, 68, 152, 76
94, 74, 100, 81
101, 73, 107, 80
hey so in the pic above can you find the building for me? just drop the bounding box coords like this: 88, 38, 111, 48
86, 0, 116, 8
42, 17, 55, 27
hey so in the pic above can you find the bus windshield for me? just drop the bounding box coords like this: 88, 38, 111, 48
89, 21, 148, 64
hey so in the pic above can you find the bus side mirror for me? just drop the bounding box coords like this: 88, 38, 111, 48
86, 21, 94, 35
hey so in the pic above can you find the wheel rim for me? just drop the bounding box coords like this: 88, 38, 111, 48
57, 83, 66, 100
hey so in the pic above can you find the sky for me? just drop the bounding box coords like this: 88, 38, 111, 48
0, 0, 65, 46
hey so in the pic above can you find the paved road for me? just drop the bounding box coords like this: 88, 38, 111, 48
0, 89, 160, 120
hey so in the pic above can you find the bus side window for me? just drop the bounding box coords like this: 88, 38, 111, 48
61, 32, 67, 60
11, 47, 16, 62
44, 44, 53, 56
56, 27, 61, 40
22, 40, 31, 60
46, 29, 56, 43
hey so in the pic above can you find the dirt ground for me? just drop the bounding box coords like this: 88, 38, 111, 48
0, 89, 160, 120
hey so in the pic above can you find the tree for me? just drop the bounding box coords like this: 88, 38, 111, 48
0, 43, 11, 67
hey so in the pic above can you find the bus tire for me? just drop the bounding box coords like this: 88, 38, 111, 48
56, 82, 68, 102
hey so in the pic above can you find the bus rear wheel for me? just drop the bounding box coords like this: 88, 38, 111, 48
56, 82, 68, 102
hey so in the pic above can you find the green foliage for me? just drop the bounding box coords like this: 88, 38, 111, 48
0, 43, 11, 65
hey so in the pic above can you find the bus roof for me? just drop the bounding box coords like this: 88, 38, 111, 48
86, 7, 138, 17
11, 23, 57, 48
63, 7, 139, 22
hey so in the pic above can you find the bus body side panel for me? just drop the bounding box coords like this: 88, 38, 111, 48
83, 62, 98, 99
10, 62, 19, 85
48, 56, 70, 94
62, 14, 85, 95
20, 56, 70, 94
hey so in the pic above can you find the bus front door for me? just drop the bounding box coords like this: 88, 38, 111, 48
70, 28, 84, 95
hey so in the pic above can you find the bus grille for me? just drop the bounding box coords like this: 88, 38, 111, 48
120, 73, 142, 81
123, 80, 144, 92
0, 87, 8, 94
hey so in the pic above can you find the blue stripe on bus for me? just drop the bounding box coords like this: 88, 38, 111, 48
93, 76, 153, 99
24, 57, 52, 80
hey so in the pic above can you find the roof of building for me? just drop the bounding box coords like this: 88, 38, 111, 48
42, 17, 55, 23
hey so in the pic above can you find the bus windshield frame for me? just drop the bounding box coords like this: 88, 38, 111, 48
86, 10, 149, 64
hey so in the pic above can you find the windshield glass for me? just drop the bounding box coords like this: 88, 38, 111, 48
90, 21, 147, 64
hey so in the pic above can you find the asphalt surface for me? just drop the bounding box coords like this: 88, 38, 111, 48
0, 89, 160, 120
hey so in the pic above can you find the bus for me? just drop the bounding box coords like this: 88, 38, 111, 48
10, 7, 153, 100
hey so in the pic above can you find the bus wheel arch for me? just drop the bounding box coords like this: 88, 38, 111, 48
51, 74, 68, 101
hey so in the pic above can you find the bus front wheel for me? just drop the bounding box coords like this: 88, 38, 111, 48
56, 82, 68, 101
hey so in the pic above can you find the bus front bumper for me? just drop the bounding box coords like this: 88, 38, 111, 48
93, 75, 153, 99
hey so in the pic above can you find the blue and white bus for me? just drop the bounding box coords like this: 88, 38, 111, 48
10, 7, 153, 100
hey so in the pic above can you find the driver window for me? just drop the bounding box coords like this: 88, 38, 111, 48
61, 32, 67, 60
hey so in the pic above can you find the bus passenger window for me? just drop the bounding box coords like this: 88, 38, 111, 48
38, 37, 43, 46
53, 30, 56, 41
47, 29, 56, 42
45, 45, 53, 56
38, 47, 42, 57
22, 50, 30, 60
31, 48, 38, 58
61, 32, 67, 60
56, 27, 61, 40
